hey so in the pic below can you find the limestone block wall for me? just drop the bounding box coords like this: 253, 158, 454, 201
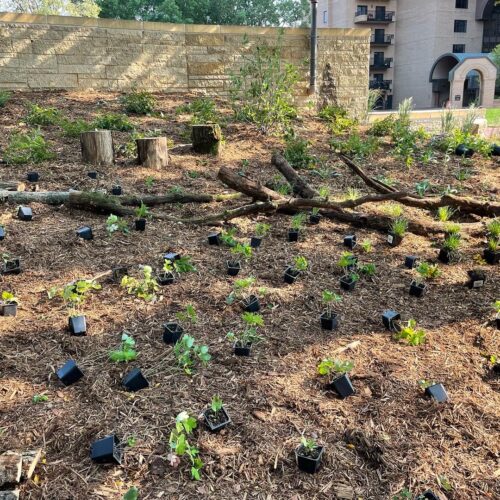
0, 13, 370, 117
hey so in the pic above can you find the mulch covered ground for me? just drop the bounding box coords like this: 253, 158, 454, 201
0, 91, 499, 500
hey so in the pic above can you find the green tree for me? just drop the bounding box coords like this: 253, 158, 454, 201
6, 0, 100, 16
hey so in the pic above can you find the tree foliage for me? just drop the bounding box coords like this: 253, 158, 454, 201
5, 0, 101, 16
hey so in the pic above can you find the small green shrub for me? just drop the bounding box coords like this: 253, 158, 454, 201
395, 319, 426, 346
60, 118, 92, 138
121, 88, 156, 115
283, 132, 316, 169
0, 91, 11, 108
330, 132, 379, 158
435, 129, 492, 157
4, 129, 55, 164
26, 103, 62, 126
92, 113, 134, 132
318, 105, 357, 135
109, 333, 137, 362
368, 115, 396, 137
176, 97, 219, 125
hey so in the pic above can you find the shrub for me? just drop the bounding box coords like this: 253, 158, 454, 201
368, 115, 396, 137
330, 132, 379, 158
176, 98, 219, 125
26, 103, 62, 126
121, 88, 156, 115
121, 266, 158, 302
395, 319, 426, 346
390, 217, 408, 237
318, 105, 357, 135
0, 91, 11, 108
92, 113, 134, 132
4, 129, 55, 164
283, 132, 316, 169
60, 118, 92, 138
229, 32, 299, 134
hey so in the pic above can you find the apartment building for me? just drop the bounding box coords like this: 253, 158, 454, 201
318, 0, 499, 109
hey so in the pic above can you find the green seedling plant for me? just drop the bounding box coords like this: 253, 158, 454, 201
226, 277, 266, 305
444, 222, 461, 236
493, 300, 500, 315
48, 279, 101, 317
227, 312, 264, 347
4, 129, 55, 164
92, 113, 134, 132
384, 203, 404, 218
173, 334, 210, 375
488, 237, 499, 252
317, 358, 353, 376
230, 243, 253, 262
337, 251, 356, 271
123, 487, 139, 500
359, 263, 377, 277
32, 394, 48, 403
135, 202, 150, 219
145, 176, 155, 189
415, 262, 441, 284
395, 319, 426, 346
415, 179, 431, 196
121, 265, 159, 302
283, 132, 316, 169
176, 304, 198, 325
254, 223, 271, 238
318, 185, 330, 199
299, 436, 320, 457
210, 395, 223, 416
390, 218, 408, 238
168, 411, 203, 480
26, 103, 62, 126
293, 256, 309, 272
106, 214, 129, 235
360, 239, 373, 253
0, 91, 11, 107
344, 187, 360, 201
437, 206, 455, 222
487, 219, 500, 239
1, 291, 18, 304
220, 228, 238, 247
442, 234, 461, 253
121, 88, 156, 115
291, 213, 307, 231
60, 118, 92, 138
109, 333, 137, 362
164, 256, 196, 275
322, 290, 342, 317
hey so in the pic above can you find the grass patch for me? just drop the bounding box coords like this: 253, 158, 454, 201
485, 108, 500, 126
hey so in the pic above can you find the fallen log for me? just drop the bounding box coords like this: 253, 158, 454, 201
0, 181, 25, 192
271, 153, 319, 198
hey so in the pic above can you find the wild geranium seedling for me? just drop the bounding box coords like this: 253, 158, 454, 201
226, 277, 266, 305
172, 256, 196, 274
359, 263, 376, 277
227, 312, 264, 346
317, 358, 354, 376
360, 239, 373, 253
1, 291, 18, 304
109, 333, 137, 362
322, 290, 342, 317
106, 214, 129, 235
173, 335, 210, 375
230, 243, 253, 262
220, 228, 238, 247
121, 266, 159, 302
395, 319, 426, 346
293, 256, 309, 272
169, 411, 203, 480
49, 279, 101, 317
337, 252, 356, 270
176, 304, 198, 324
210, 395, 223, 415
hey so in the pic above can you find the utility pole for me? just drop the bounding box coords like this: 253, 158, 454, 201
309, 0, 318, 94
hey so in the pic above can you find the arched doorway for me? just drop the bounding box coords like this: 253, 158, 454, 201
429, 55, 460, 107
463, 70, 481, 106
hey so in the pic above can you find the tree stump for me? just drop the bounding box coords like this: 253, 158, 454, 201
80, 130, 114, 166
0, 453, 22, 487
191, 124, 222, 155
136, 137, 169, 169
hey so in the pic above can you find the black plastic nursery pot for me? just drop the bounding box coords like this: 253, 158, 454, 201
111, 266, 128, 283
233, 342, 252, 356
382, 310, 401, 331
387, 232, 402, 247
288, 229, 299, 242
227, 260, 241, 276
409, 280, 426, 298
157, 271, 175, 286
284, 267, 300, 284
483, 248, 500, 265
135, 218, 146, 231
344, 234, 356, 249
162, 322, 184, 344
340, 275, 357, 291
1, 302, 17, 317
455, 144, 474, 158
242, 295, 260, 313
76, 226, 93, 241
68, 315, 87, 336
437, 248, 452, 264
496, 314, 500, 330
425, 383, 448, 403
493, 361, 500, 372
2, 258, 21, 275
320, 312, 338, 331
26, 171, 39, 182
295, 445, 324, 474
404, 255, 418, 269
17, 206, 33, 221
467, 269, 486, 289
208, 232, 221, 245
309, 213, 321, 225
87, 171, 98, 179
203, 406, 231, 432
327, 373, 355, 399
90, 434, 122, 465
0, 226, 5, 241
163, 252, 181, 262
492, 144, 500, 156
56, 359, 84, 386
418, 490, 439, 500
122, 367, 149, 392
250, 236, 262, 248
111, 185, 122, 195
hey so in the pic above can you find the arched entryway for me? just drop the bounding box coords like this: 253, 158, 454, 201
429, 53, 497, 108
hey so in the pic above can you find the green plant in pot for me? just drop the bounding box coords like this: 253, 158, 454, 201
288, 213, 307, 242
134, 202, 150, 231
284, 255, 308, 284
1, 291, 19, 317
251, 223, 271, 248
410, 262, 440, 297
317, 358, 355, 398
438, 234, 461, 264
296, 436, 324, 474
226, 312, 264, 356
320, 290, 342, 330
388, 217, 408, 246
227, 243, 252, 276
484, 236, 500, 265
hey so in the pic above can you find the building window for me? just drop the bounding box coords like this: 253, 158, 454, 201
453, 44, 466, 53
454, 20, 467, 32
455, 0, 468, 8
356, 5, 368, 15
323, 10, 327, 24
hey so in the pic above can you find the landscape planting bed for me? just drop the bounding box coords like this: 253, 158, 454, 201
0, 91, 499, 499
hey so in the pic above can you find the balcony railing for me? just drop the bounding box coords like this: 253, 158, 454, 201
370, 57, 393, 70
369, 79, 392, 90
355, 10, 395, 23
370, 34, 394, 45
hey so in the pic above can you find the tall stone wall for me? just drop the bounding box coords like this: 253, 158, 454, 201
0, 13, 370, 117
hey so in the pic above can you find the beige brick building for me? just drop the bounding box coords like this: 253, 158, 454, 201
319, 0, 499, 109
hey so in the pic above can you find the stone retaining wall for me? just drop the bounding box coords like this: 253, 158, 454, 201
0, 13, 370, 117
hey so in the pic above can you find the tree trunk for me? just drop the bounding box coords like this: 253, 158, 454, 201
271, 153, 319, 198
192, 124, 222, 155
0, 181, 25, 192
136, 137, 169, 169
80, 130, 114, 166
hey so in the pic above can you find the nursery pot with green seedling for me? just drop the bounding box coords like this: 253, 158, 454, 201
0, 291, 18, 317
410, 262, 440, 298
320, 290, 341, 331
438, 234, 461, 264
227, 243, 252, 276
227, 312, 264, 356
203, 395, 231, 432
251, 223, 271, 248
318, 358, 355, 398
340, 272, 359, 292
1, 255, 21, 275
134, 202, 149, 231
295, 437, 324, 474
387, 217, 408, 247
309, 208, 321, 225
284, 256, 308, 284
483, 237, 499, 265
288, 213, 306, 242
